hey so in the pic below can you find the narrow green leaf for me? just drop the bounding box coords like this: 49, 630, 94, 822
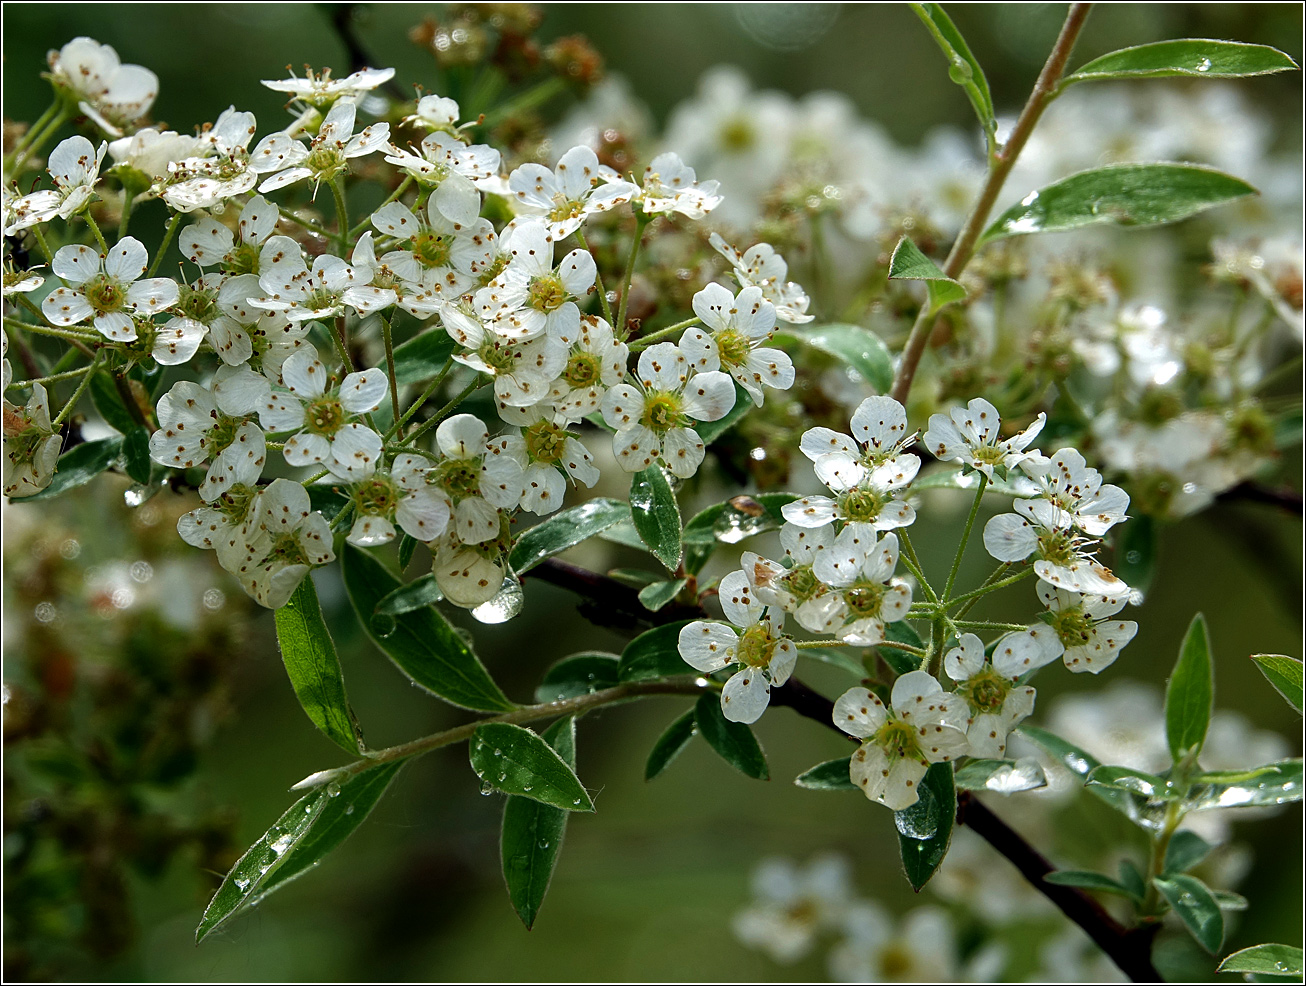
371, 573, 443, 636
534, 652, 620, 703
1251, 654, 1304, 714
1218, 944, 1304, 976
275, 577, 365, 754
888, 236, 967, 312
879, 621, 927, 676
795, 757, 857, 791
341, 545, 515, 712
954, 758, 1047, 794
1165, 830, 1213, 875
1186, 759, 1303, 809
1067, 39, 1298, 84
696, 381, 752, 444
1166, 613, 1214, 764
1114, 514, 1158, 600
471, 721, 594, 812
638, 579, 687, 612
508, 498, 630, 574
694, 692, 768, 780
121, 426, 152, 484
1211, 890, 1248, 912
306, 484, 349, 521
398, 533, 418, 571
981, 164, 1257, 245
501, 717, 575, 928
911, 2, 995, 134
10, 437, 121, 503
618, 621, 696, 682
1086, 764, 1179, 800
1274, 407, 1303, 451
645, 708, 698, 781
597, 518, 653, 553
606, 568, 663, 591
88, 371, 140, 434
197, 761, 403, 941
1045, 869, 1143, 901
895, 762, 955, 890
391, 329, 456, 386
1119, 860, 1147, 900
681, 492, 798, 575
1154, 873, 1224, 953
629, 467, 682, 572
774, 324, 893, 392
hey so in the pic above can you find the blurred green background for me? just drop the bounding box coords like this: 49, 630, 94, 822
3, 3, 1301, 982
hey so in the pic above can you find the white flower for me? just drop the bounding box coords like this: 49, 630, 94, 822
161, 108, 281, 213
148, 364, 270, 471
750, 523, 842, 633
370, 195, 497, 307
833, 673, 969, 810
473, 222, 596, 343
41, 238, 178, 342
3, 383, 62, 497
228, 478, 335, 608
485, 407, 599, 515
710, 232, 813, 324
384, 131, 499, 225
257, 349, 388, 480
250, 252, 358, 322
680, 283, 792, 407
923, 398, 1045, 479
983, 497, 1128, 596
432, 536, 510, 609
3, 136, 107, 234
258, 100, 391, 194
179, 194, 281, 273
108, 127, 202, 185
538, 313, 629, 422
805, 530, 912, 644
47, 37, 158, 137
943, 633, 1044, 759
829, 904, 963, 983
507, 145, 639, 240
450, 319, 567, 409
403, 94, 463, 133
344, 452, 453, 547
678, 570, 796, 724
1036, 583, 1138, 674
424, 414, 524, 544
599, 342, 735, 478
341, 231, 440, 316
176, 422, 267, 571
732, 855, 856, 963
213, 279, 312, 382
261, 65, 395, 109
1020, 447, 1130, 536
638, 152, 722, 219
3, 263, 45, 298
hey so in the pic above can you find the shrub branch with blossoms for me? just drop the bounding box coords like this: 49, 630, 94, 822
3, 7, 1302, 982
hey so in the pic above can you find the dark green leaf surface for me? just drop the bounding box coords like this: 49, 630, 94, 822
638, 579, 687, 612
197, 761, 403, 941
275, 577, 365, 754
391, 329, 456, 386
1187, 759, 1303, 809
618, 622, 696, 682
629, 467, 682, 572
1154, 873, 1224, 952
398, 534, 418, 571
911, 3, 995, 134
1067, 39, 1298, 84
895, 762, 955, 890
954, 758, 1047, 793
1017, 725, 1138, 817
534, 652, 620, 703
694, 693, 768, 780
795, 757, 857, 791
501, 717, 576, 928
981, 164, 1257, 244
1217, 943, 1304, 976
342, 545, 515, 712
471, 722, 593, 811
645, 708, 698, 781
88, 371, 140, 434
879, 621, 927, 676
695, 381, 751, 444
1045, 870, 1142, 901
1166, 613, 1213, 764
121, 426, 152, 484
508, 498, 630, 574
888, 236, 967, 312
774, 324, 893, 392
1086, 764, 1178, 800
1164, 830, 1213, 875
10, 437, 120, 503
1251, 654, 1304, 714
371, 573, 443, 636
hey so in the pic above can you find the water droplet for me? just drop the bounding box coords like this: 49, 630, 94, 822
493, 748, 502, 756
33, 601, 57, 623
129, 560, 153, 583
1195, 56, 1212, 72
522, 785, 532, 792
572, 798, 581, 806
344, 805, 354, 815
480, 781, 494, 795
203, 588, 226, 610
947, 56, 973, 84
471, 576, 524, 624
538, 839, 549, 849
235, 876, 251, 891
712, 501, 775, 543
326, 782, 341, 798
123, 487, 147, 507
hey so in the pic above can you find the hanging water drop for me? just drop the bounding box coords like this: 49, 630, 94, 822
326, 782, 341, 798
480, 781, 495, 795
471, 576, 525, 624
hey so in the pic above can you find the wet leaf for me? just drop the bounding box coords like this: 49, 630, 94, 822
889, 236, 967, 312
508, 498, 630, 574
89, 371, 142, 434
1045, 870, 1143, 902
1086, 764, 1179, 800
694, 692, 768, 780
799, 647, 868, 678
370, 573, 443, 636
638, 579, 687, 612
681, 492, 797, 574
1186, 759, 1303, 809
879, 621, 927, 676
795, 757, 857, 791
1154, 873, 1224, 952
1066, 39, 1298, 84
895, 762, 955, 890
534, 652, 620, 703
10, 437, 120, 503
1166, 613, 1213, 764
645, 708, 698, 781
391, 329, 456, 386
471, 721, 594, 812
121, 426, 153, 484
1017, 725, 1141, 818
1250, 654, 1303, 714
954, 758, 1047, 794
1217, 943, 1304, 976
629, 467, 682, 572
911, 3, 995, 135
774, 323, 893, 392
1164, 830, 1213, 875
618, 622, 696, 682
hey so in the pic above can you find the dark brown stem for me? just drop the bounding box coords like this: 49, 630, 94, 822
890, 3, 1094, 405
1216, 481, 1304, 516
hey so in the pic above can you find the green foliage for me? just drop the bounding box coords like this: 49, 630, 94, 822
629, 466, 682, 572
681, 491, 797, 574
1164, 830, 1213, 875
618, 621, 695, 682
534, 652, 620, 703
1217, 944, 1305, 977
795, 756, 858, 791
507, 498, 630, 574
275, 576, 365, 754
888, 236, 967, 312
644, 708, 698, 781
953, 758, 1047, 794
895, 762, 955, 890
1154, 873, 1224, 952
1044, 869, 1143, 902
471, 722, 594, 812
370, 573, 443, 636
1250, 654, 1304, 713
1066, 39, 1298, 84
391, 329, 456, 386
88, 371, 141, 433
637, 578, 687, 612
120, 426, 152, 484
1166, 614, 1214, 765
773, 323, 894, 392
911, 2, 995, 138
693, 693, 769, 780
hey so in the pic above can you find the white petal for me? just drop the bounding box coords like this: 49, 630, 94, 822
721, 667, 771, 724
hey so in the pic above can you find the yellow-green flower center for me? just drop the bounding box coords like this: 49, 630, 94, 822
226, 241, 261, 275
215, 483, 259, 523
547, 195, 585, 223
735, 622, 774, 669
207, 414, 246, 457
716, 328, 752, 367
303, 397, 346, 437
83, 274, 126, 314
432, 457, 481, 500
563, 352, 601, 389
843, 582, 885, 619
412, 230, 454, 269
353, 476, 399, 517
780, 564, 820, 602
523, 420, 568, 465
874, 718, 924, 763
527, 273, 567, 313
477, 339, 518, 374
306, 146, 346, 180
1050, 605, 1094, 649
958, 665, 1010, 714
640, 392, 686, 432
178, 282, 219, 324
839, 487, 888, 524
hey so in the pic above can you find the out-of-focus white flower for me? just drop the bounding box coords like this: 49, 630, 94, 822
3, 383, 62, 498
4, 136, 106, 234
1212, 235, 1304, 340
108, 128, 202, 186
710, 233, 813, 324
42, 237, 178, 342
829, 903, 964, 983
47, 37, 158, 137
681, 283, 791, 406
507, 145, 638, 240
732, 854, 856, 963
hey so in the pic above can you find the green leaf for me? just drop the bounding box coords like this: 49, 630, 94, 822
629, 467, 682, 572
795, 757, 857, 791
341, 545, 515, 712
1154, 873, 1224, 952
1165, 830, 1213, 875
534, 652, 620, 703
275, 577, 365, 755
501, 717, 575, 929
618, 621, 695, 682
1274, 407, 1303, 450
398, 533, 418, 571
508, 498, 630, 574
1086, 764, 1179, 800
1114, 514, 1158, 600
889, 236, 967, 312
879, 621, 927, 676
696, 381, 752, 444
981, 164, 1257, 245
196, 761, 403, 941
1066, 39, 1298, 84
694, 692, 768, 780
681, 492, 798, 575
1186, 759, 1303, 809
911, 2, 995, 135
306, 484, 349, 521
1045, 869, 1143, 901
800, 647, 868, 679
1251, 654, 1304, 714
774, 323, 893, 392
1218, 944, 1304, 976
391, 329, 456, 386
1017, 725, 1141, 818
638, 579, 687, 612
1119, 860, 1148, 900
88, 371, 140, 434
471, 721, 594, 812
10, 437, 122, 503
1166, 613, 1214, 765
598, 518, 653, 553
121, 426, 152, 484
895, 762, 955, 890
370, 573, 443, 637
645, 708, 698, 781
1211, 890, 1248, 912
954, 758, 1047, 794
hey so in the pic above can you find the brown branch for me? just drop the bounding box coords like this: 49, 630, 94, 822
1217, 481, 1304, 516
